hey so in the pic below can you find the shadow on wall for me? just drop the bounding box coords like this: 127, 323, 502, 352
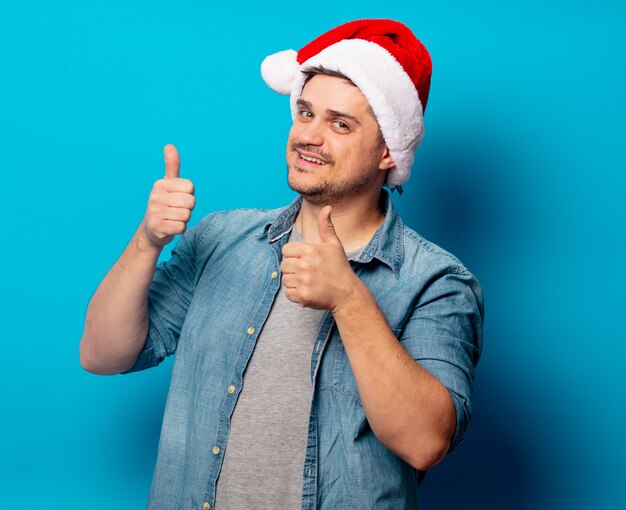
420, 377, 532, 509
404, 133, 539, 508
396, 130, 524, 272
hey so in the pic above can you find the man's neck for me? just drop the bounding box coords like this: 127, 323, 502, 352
295, 192, 385, 252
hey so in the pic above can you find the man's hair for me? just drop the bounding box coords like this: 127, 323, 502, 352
302, 65, 356, 87
301, 65, 385, 146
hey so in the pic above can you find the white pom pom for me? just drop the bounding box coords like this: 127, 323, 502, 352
261, 49, 299, 95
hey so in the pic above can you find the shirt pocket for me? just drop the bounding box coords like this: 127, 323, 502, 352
332, 328, 403, 405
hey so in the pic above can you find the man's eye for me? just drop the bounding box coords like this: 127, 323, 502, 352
333, 120, 350, 131
298, 110, 313, 118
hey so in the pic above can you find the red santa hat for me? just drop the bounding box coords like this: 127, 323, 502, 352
261, 19, 432, 189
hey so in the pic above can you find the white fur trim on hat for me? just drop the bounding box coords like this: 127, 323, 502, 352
289, 39, 424, 188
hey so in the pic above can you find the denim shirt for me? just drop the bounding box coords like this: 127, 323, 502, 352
125, 192, 484, 510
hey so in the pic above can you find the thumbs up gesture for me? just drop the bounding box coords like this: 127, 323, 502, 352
142, 144, 196, 248
281, 206, 359, 311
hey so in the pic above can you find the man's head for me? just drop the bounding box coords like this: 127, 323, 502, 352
261, 19, 432, 191
285, 71, 394, 204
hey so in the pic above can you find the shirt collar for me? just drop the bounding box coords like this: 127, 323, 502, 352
260, 191, 404, 276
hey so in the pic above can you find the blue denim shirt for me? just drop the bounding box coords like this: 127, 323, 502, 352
125, 192, 484, 509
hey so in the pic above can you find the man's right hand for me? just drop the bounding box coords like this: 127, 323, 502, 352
81, 144, 195, 374
142, 144, 196, 248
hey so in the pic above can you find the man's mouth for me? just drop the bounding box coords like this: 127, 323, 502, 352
292, 145, 333, 167
298, 153, 326, 165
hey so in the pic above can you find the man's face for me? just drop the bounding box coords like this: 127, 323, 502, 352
286, 74, 392, 205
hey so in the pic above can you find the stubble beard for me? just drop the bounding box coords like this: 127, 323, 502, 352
287, 144, 381, 205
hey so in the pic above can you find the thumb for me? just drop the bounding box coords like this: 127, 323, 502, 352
318, 206, 342, 245
164, 144, 180, 179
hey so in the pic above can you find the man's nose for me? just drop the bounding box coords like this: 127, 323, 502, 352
296, 120, 324, 146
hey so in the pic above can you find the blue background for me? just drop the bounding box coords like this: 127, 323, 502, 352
1, 1, 624, 508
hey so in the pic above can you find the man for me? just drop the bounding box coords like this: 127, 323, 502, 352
80, 19, 483, 509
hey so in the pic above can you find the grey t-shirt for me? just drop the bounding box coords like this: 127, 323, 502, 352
214, 228, 362, 509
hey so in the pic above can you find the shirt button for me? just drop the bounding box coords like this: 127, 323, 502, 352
203, 503, 211, 510
212, 446, 220, 455
271, 271, 278, 280
247, 326, 255, 335
228, 385, 236, 394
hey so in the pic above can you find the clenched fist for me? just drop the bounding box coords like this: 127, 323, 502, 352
142, 144, 196, 248
281, 206, 361, 312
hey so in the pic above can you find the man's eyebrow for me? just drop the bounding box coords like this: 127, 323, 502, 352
326, 109, 361, 126
296, 99, 312, 109
297, 98, 363, 126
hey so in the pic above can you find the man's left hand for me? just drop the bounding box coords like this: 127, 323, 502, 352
281, 206, 360, 312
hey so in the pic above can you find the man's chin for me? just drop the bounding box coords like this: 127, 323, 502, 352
288, 181, 324, 197
288, 178, 330, 204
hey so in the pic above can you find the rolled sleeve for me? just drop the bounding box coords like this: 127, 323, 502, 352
122, 229, 198, 374
400, 268, 484, 451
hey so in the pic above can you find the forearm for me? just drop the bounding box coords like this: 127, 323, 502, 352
332, 279, 456, 471
281, 207, 456, 468
80, 222, 162, 375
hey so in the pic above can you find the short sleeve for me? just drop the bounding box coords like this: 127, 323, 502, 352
400, 268, 484, 451
123, 229, 198, 374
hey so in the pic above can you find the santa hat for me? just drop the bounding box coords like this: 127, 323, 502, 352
261, 19, 432, 189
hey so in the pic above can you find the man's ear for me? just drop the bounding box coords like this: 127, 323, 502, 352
379, 146, 395, 171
